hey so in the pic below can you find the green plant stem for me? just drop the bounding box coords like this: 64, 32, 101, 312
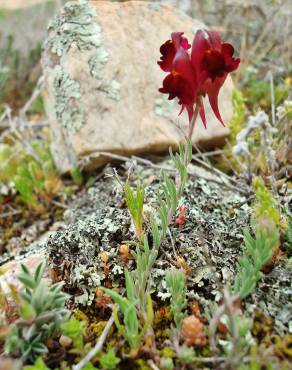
166, 103, 200, 227
188, 103, 200, 142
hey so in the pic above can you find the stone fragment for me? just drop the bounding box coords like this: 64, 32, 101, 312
0, 252, 45, 294
42, 0, 234, 173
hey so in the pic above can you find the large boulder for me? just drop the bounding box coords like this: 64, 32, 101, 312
42, 0, 234, 173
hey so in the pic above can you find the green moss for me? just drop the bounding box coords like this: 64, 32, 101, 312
274, 335, 292, 358
160, 347, 176, 358
252, 177, 280, 226
53, 65, 85, 133
134, 359, 151, 370
89, 321, 107, 338
74, 309, 89, 323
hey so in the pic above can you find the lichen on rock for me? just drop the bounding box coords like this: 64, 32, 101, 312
47, 0, 121, 109
89, 49, 121, 101
53, 65, 85, 133
89, 48, 109, 79
99, 80, 121, 101
148, 3, 161, 12
42, 1, 232, 174
47, 0, 101, 56
155, 95, 177, 118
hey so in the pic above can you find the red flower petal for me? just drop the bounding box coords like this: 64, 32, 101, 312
158, 40, 175, 72
173, 47, 197, 100
158, 29, 240, 127
158, 32, 190, 72
222, 43, 240, 72
171, 32, 191, 50
205, 30, 222, 51
201, 49, 226, 81
192, 30, 240, 85
159, 71, 193, 106
202, 76, 227, 126
191, 30, 209, 85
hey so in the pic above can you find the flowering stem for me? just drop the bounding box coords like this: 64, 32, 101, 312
188, 103, 200, 141
166, 103, 200, 227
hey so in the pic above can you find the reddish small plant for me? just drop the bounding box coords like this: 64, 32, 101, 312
175, 205, 187, 228
181, 315, 207, 347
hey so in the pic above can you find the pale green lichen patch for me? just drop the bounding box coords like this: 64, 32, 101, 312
148, 3, 161, 11
48, 0, 121, 107
88, 42, 121, 101
46, 163, 251, 310
99, 80, 121, 101
89, 48, 109, 80
48, 0, 101, 56
53, 65, 85, 133
155, 95, 177, 118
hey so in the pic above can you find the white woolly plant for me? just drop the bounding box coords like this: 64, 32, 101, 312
4, 262, 70, 362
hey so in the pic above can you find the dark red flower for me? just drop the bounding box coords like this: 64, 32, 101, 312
158, 32, 191, 72
191, 30, 240, 125
158, 29, 240, 127
158, 33, 196, 122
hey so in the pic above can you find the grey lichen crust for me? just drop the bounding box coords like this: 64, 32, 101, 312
45, 161, 292, 333
47, 0, 102, 56
47, 183, 132, 306
155, 95, 177, 118
89, 49, 121, 101
47, 0, 121, 133
89, 48, 109, 80
46, 161, 249, 306
99, 80, 121, 101
53, 65, 85, 133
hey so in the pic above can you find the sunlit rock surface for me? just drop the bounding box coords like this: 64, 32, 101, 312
42, 0, 234, 173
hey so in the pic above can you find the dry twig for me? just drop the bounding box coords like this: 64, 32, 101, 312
72, 314, 114, 370
80, 151, 250, 195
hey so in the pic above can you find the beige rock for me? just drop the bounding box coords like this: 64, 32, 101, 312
0, 253, 45, 294
42, 0, 234, 173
